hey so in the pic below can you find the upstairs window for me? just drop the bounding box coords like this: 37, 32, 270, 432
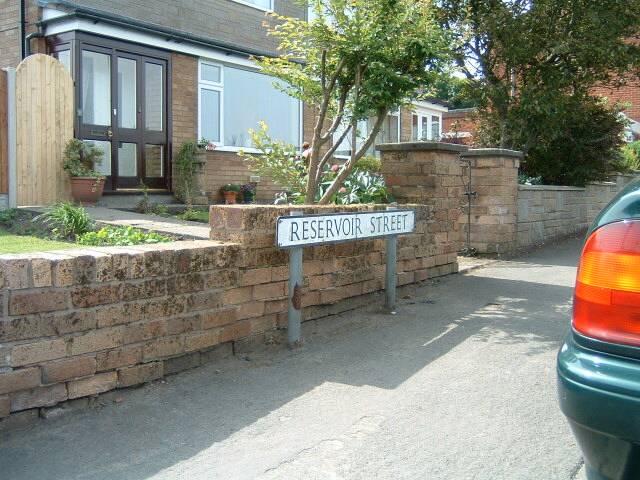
230, 0, 273, 11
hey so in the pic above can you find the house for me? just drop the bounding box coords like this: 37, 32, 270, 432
0, 0, 449, 204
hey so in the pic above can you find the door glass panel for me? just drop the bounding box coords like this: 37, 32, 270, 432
145, 63, 163, 131
421, 116, 429, 140
56, 50, 71, 73
81, 50, 111, 126
431, 115, 440, 140
200, 89, 221, 143
83, 140, 111, 176
145, 145, 164, 178
117, 58, 137, 129
118, 142, 137, 177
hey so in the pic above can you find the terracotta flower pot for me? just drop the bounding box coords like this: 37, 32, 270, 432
223, 191, 238, 204
70, 177, 105, 205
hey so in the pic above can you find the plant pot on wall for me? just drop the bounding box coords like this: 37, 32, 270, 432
223, 191, 238, 204
70, 177, 105, 205
221, 184, 241, 204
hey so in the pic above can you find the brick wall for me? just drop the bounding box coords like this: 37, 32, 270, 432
592, 79, 640, 123
516, 175, 637, 249
0, 0, 20, 69
442, 108, 478, 145
460, 149, 521, 254
0, 195, 458, 421
379, 142, 465, 271
0, 144, 465, 422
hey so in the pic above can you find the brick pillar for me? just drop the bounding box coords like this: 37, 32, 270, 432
460, 148, 522, 254
378, 141, 468, 275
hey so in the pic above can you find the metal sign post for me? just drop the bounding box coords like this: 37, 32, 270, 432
385, 205, 397, 312
287, 211, 303, 348
276, 208, 416, 347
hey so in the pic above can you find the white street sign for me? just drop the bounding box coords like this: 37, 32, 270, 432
276, 210, 415, 248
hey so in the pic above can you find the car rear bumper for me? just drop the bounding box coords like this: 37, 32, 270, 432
557, 332, 640, 480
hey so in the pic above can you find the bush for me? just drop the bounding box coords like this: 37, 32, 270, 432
63, 139, 104, 178
177, 208, 209, 223
35, 203, 92, 239
0, 208, 18, 225
175, 141, 202, 208
616, 141, 640, 172
478, 93, 626, 186
239, 122, 307, 196
77, 225, 171, 246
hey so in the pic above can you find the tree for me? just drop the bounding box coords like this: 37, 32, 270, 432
258, 0, 448, 203
432, 73, 477, 109
438, 0, 640, 183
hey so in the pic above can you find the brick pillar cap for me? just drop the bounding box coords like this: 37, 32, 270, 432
462, 148, 523, 158
376, 141, 468, 153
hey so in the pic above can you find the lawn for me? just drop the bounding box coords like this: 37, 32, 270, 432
0, 229, 75, 254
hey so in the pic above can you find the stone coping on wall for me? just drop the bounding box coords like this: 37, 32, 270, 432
518, 184, 586, 191
462, 148, 524, 158
376, 141, 468, 153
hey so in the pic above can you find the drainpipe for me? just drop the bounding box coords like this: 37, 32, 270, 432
24, 27, 44, 58
19, 0, 26, 59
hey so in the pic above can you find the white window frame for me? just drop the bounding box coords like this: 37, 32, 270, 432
198, 59, 302, 153
333, 111, 401, 159
198, 60, 224, 146
412, 108, 443, 141
229, 0, 274, 12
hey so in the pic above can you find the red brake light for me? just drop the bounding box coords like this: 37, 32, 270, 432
573, 220, 640, 346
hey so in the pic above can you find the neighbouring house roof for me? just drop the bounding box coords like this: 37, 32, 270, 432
38, 0, 276, 59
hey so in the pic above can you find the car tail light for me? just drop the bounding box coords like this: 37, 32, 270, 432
573, 219, 640, 346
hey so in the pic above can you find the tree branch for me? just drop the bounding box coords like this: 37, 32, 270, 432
318, 109, 388, 204
315, 124, 353, 182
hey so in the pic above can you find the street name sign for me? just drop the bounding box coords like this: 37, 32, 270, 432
277, 208, 416, 348
276, 210, 415, 248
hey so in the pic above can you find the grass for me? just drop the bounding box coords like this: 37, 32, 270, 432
0, 229, 75, 254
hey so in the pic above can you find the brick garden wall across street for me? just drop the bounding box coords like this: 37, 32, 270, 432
0, 203, 457, 422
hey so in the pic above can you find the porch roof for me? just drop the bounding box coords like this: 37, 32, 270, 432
38, 0, 276, 59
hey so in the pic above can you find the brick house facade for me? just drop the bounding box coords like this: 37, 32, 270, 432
0, 0, 449, 204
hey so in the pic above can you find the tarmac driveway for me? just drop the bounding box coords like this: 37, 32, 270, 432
0, 238, 583, 479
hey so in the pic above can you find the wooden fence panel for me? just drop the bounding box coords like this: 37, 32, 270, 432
0, 69, 7, 195
15, 54, 73, 206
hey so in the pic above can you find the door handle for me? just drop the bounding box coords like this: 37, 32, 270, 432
106, 128, 113, 139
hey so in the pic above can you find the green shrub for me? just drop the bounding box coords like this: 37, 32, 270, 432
617, 141, 640, 172
151, 204, 170, 216
239, 122, 307, 196
177, 209, 209, 223
175, 140, 202, 208
355, 156, 382, 174
35, 202, 92, 239
77, 225, 171, 246
0, 208, 18, 225
221, 184, 241, 193
63, 139, 104, 178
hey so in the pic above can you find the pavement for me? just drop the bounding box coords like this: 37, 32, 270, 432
0, 237, 585, 480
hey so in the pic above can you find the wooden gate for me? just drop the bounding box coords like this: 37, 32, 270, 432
15, 54, 74, 205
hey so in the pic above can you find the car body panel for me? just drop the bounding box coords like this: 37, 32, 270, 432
557, 177, 640, 480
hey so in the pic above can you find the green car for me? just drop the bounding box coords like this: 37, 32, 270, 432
558, 178, 640, 480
